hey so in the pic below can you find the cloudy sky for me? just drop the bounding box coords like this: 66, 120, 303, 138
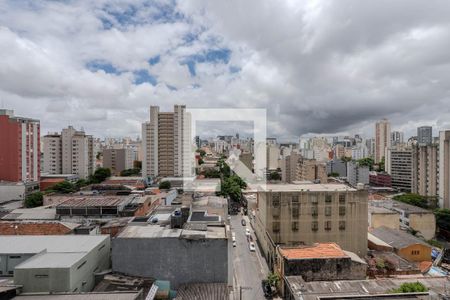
1, 0, 450, 141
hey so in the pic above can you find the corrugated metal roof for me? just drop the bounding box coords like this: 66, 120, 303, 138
174, 283, 229, 300
57, 196, 131, 207
370, 226, 430, 249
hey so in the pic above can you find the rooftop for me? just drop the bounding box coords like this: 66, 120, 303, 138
11, 292, 140, 300
174, 283, 229, 300
15, 252, 87, 269
391, 200, 432, 214
0, 220, 79, 235
2, 207, 57, 221
0, 235, 109, 254
249, 183, 357, 192
117, 223, 226, 239
369, 205, 399, 215
57, 196, 133, 207
280, 243, 347, 260
285, 276, 450, 300
370, 227, 430, 249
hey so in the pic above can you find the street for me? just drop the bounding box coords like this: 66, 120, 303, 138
231, 215, 270, 300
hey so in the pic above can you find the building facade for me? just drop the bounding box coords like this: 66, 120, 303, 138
417, 126, 432, 145
253, 183, 368, 268
102, 148, 134, 175
142, 105, 193, 179
439, 130, 450, 208
346, 161, 369, 187
0, 109, 40, 182
386, 145, 413, 192
412, 144, 438, 197
391, 131, 404, 146
43, 126, 94, 179
375, 119, 391, 163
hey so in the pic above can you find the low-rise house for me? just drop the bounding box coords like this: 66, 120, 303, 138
370, 226, 432, 262
0, 235, 110, 293
275, 243, 366, 296
0, 221, 79, 235
366, 250, 421, 277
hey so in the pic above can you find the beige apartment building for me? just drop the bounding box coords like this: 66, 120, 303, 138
412, 144, 438, 197
375, 119, 391, 163
43, 126, 94, 179
281, 152, 327, 183
385, 144, 413, 192
142, 105, 193, 178
253, 183, 368, 267
439, 130, 450, 208
103, 148, 134, 175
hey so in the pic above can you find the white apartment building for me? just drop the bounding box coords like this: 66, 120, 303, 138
375, 119, 391, 163
142, 105, 193, 178
43, 126, 94, 179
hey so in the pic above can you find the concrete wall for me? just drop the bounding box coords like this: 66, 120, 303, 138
0, 184, 26, 202
112, 237, 228, 288
369, 213, 399, 230
0, 254, 33, 276
409, 213, 436, 240
14, 267, 70, 293
397, 244, 431, 262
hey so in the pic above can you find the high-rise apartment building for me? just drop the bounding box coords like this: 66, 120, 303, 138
391, 131, 404, 146
385, 145, 413, 192
439, 131, 450, 208
417, 126, 433, 145
375, 119, 391, 163
103, 148, 134, 175
0, 109, 40, 182
412, 144, 438, 197
43, 126, 94, 179
253, 183, 368, 263
142, 105, 192, 178
281, 153, 327, 183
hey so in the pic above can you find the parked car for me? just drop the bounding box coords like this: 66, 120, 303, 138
245, 228, 251, 236
241, 219, 246, 226
233, 240, 237, 247
249, 242, 256, 252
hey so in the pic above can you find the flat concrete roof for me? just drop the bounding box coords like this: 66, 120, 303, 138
15, 252, 86, 269
369, 206, 398, 214
12, 292, 140, 300
248, 183, 357, 192
0, 235, 109, 254
117, 224, 226, 239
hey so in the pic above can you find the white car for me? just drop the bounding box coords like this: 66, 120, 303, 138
233, 240, 237, 247
232, 236, 236, 242
249, 242, 256, 252
245, 228, 251, 236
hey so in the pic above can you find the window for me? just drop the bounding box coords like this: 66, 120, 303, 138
325, 194, 332, 203
292, 205, 300, 218
272, 222, 280, 233
325, 206, 332, 216
311, 204, 318, 217
272, 195, 280, 208
35, 274, 49, 278
9, 255, 21, 259
411, 250, 420, 255
325, 221, 332, 231
292, 221, 299, 231
98, 244, 106, 251
311, 221, 318, 231
339, 206, 346, 216
339, 221, 346, 230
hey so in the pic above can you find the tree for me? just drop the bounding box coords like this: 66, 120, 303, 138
120, 168, 141, 176
435, 209, 450, 232
49, 181, 76, 194
357, 157, 374, 170
198, 158, 204, 165
197, 149, 206, 157
267, 272, 280, 287
89, 167, 111, 184
25, 192, 43, 208
204, 169, 221, 178
390, 282, 428, 293
268, 171, 281, 181
159, 181, 171, 189
378, 156, 385, 172
133, 160, 142, 169
328, 172, 339, 177
340, 156, 352, 162
75, 179, 89, 189
393, 193, 430, 209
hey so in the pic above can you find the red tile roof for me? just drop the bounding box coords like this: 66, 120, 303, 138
280, 243, 347, 260
0, 221, 77, 235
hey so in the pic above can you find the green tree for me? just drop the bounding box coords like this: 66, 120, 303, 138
204, 169, 221, 178
159, 181, 171, 189
393, 193, 430, 209
89, 167, 111, 184
25, 192, 43, 208
269, 171, 281, 181
133, 160, 142, 169
75, 179, 89, 189
267, 272, 280, 287
198, 158, 204, 165
49, 181, 76, 194
197, 149, 206, 157
357, 157, 374, 170
390, 282, 428, 293
120, 168, 141, 176
435, 208, 450, 232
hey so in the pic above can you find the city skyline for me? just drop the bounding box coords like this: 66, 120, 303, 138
1, 1, 450, 139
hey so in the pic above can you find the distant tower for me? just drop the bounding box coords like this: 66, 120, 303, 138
375, 119, 391, 163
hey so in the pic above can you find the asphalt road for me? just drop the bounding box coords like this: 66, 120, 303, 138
231, 215, 269, 300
